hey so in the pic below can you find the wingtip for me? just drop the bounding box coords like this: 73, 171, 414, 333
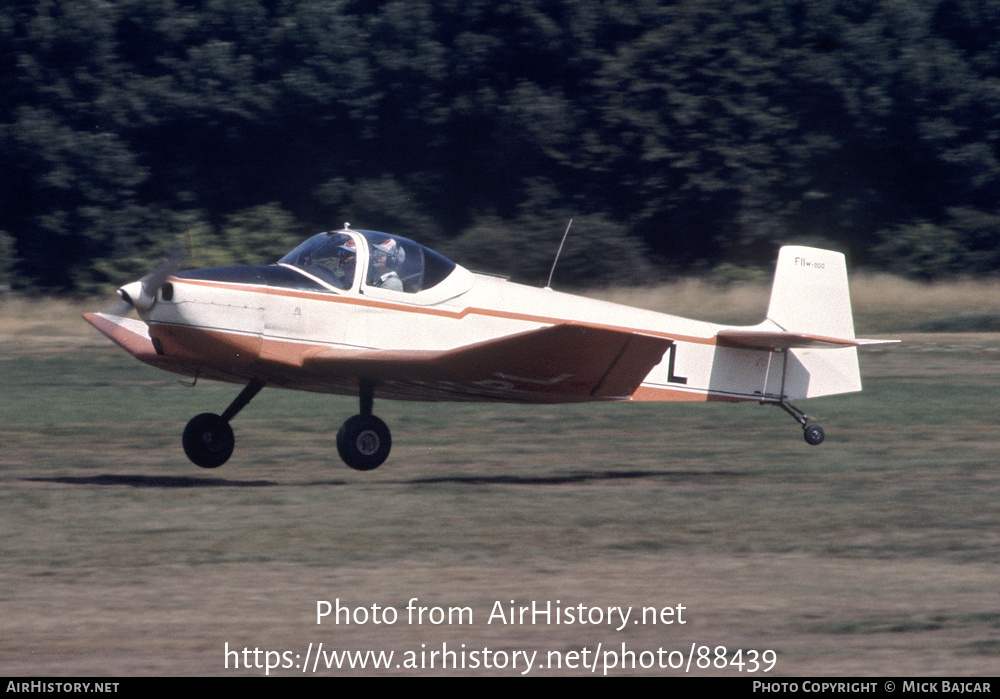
855, 338, 901, 346
83, 312, 157, 358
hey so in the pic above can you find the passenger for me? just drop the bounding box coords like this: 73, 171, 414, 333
370, 238, 404, 291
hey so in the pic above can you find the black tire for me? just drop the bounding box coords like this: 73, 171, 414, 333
803, 424, 825, 446
337, 414, 391, 471
183, 413, 235, 468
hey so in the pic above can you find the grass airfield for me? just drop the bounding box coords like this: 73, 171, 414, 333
1, 286, 998, 676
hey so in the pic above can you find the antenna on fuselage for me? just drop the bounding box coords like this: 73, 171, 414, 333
545, 219, 573, 290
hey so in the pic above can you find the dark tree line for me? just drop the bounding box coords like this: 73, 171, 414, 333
2, 0, 999, 292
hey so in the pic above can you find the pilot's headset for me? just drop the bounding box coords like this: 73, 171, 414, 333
377, 239, 405, 268
338, 237, 357, 259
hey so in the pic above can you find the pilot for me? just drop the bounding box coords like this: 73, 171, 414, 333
332, 238, 357, 287
308, 236, 356, 289
370, 238, 404, 291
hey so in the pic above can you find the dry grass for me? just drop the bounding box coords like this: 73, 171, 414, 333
583, 279, 771, 325
586, 274, 1000, 332
0, 296, 103, 351
3, 556, 998, 676
849, 274, 1000, 332
848, 274, 1000, 314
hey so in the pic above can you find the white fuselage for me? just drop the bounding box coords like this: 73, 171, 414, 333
140, 263, 814, 405
83, 241, 880, 469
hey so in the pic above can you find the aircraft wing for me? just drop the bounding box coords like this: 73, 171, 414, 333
301, 324, 673, 401
84, 312, 160, 359
83, 312, 247, 383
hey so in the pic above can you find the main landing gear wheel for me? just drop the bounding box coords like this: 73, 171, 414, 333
181, 378, 265, 469
183, 413, 235, 468
337, 414, 392, 471
803, 424, 825, 446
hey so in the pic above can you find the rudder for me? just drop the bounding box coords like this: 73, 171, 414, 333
764, 246, 862, 399
766, 246, 856, 340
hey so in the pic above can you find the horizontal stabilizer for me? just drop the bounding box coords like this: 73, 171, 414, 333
303, 323, 673, 400
717, 328, 898, 349
719, 246, 899, 354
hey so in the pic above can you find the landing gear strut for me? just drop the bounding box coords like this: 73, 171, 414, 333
182, 378, 265, 468
764, 348, 825, 446
337, 379, 392, 471
773, 400, 825, 446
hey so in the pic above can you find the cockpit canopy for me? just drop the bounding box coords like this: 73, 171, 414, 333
278, 229, 457, 294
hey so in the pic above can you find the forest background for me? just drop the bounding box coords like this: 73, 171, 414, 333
2, 0, 1000, 294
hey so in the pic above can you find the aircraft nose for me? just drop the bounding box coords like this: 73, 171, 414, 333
118, 280, 154, 312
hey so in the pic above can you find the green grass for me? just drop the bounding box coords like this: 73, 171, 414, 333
3, 340, 999, 569
2, 324, 999, 674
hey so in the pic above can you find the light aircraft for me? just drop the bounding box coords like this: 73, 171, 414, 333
84, 225, 894, 471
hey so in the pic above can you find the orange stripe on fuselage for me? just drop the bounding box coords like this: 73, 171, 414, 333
630, 385, 710, 402
147, 320, 763, 404
149, 322, 261, 371
629, 385, 752, 403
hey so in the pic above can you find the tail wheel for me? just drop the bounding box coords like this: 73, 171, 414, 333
803, 424, 825, 446
337, 414, 392, 471
774, 401, 826, 446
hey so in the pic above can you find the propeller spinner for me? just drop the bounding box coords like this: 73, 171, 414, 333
116, 244, 185, 315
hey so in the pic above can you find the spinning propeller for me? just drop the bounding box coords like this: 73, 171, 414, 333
112, 243, 186, 316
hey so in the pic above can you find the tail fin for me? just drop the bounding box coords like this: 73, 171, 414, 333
716, 246, 865, 400
713, 246, 895, 401
767, 246, 863, 398
718, 246, 895, 349
766, 246, 855, 339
